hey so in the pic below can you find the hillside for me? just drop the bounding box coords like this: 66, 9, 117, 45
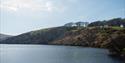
51, 27, 125, 59
88, 18, 125, 27
0, 26, 78, 44
0, 34, 12, 41
1, 18, 124, 44
1, 27, 125, 59
0, 18, 125, 60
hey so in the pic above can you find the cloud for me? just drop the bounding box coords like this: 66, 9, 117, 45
0, 0, 64, 12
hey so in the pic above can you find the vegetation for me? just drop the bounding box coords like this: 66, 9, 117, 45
111, 26, 124, 30
0, 18, 125, 60
0, 26, 78, 44
88, 18, 125, 27
0, 34, 12, 42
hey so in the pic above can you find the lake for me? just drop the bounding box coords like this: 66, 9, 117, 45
0, 44, 123, 63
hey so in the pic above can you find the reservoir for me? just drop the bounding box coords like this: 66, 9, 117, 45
0, 44, 123, 63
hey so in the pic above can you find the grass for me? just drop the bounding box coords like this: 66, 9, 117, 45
111, 26, 124, 30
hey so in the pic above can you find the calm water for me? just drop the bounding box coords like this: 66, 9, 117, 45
0, 44, 123, 63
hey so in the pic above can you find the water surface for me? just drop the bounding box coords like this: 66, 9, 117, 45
0, 44, 123, 63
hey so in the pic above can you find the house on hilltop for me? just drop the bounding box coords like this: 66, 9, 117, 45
64, 22, 89, 27
76, 22, 89, 27
64, 22, 77, 27
120, 24, 124, 28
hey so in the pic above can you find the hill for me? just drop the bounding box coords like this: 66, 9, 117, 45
0, 26, 78, 44
0, 18, 125, 60
1, 18, 125, 44
88, 18, 125, 27
0, 34, 12, 41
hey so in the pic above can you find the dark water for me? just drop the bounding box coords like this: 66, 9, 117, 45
0, 44, 123, 63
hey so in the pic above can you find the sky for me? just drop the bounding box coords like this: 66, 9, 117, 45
0, 0, 125, 35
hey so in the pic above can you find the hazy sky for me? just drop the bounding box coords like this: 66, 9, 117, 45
0, 0, 125, 35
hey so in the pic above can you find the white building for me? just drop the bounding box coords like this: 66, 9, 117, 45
120, 24, 124, 28
104, 25, 109, 28
76, 22, 89, 27
64, 22, 89, 27
64, 22, 77, 27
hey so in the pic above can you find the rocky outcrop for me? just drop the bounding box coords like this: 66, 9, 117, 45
51, 27, 125, 60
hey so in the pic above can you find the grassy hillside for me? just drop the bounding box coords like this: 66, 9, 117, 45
1, 26, 78, 44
